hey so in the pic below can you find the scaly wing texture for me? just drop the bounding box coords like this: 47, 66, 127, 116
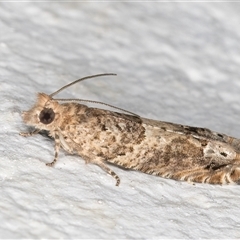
58, 105, 240, 184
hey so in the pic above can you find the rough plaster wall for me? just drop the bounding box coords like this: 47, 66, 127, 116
1, 2, 240, 239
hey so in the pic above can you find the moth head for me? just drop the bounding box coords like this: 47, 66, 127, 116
22, 93, 61, 130
21, 74, 121, 130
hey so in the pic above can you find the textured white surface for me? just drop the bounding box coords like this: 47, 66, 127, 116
1, 2, 240, 239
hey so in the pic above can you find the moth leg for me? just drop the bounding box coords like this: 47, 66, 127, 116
46, 133, 60, 167
19, 129, 40, 137
58, 132, 74, 154
91, 157, 120, 186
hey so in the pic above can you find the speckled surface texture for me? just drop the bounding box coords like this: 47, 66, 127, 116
1, 2, 240, 239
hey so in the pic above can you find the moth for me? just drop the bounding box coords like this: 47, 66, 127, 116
20, 73, 240, 186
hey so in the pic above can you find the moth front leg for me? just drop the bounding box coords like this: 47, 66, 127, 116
19, 129, 40, 137
90, 157, 121, 186
46, 133, 60, 167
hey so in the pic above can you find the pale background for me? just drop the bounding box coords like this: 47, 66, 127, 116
1, 2, 240, 239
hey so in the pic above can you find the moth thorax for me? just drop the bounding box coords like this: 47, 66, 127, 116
39, 108, 55, 124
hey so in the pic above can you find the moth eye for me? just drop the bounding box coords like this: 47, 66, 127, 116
39, 108, 55, 124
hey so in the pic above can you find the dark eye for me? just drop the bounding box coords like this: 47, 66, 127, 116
39, 108, 55, 124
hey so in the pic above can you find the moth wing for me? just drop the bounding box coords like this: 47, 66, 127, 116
142, 118, 240, 152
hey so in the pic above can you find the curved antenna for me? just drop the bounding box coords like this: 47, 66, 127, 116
54, 98, 139, 117
50, 73, 117, 97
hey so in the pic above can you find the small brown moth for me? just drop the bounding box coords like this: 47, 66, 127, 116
20, 73, 240, 186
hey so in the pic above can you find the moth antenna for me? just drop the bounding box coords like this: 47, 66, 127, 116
54, 98, 139, 117
50, 73, 117, 97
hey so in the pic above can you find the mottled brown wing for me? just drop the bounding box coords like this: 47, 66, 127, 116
142, 118, 240, 152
